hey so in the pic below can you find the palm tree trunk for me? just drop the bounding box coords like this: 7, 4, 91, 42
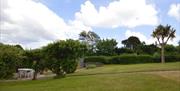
161, 45, 165, 63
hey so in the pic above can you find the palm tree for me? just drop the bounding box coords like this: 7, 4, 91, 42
152, 24, 176, 63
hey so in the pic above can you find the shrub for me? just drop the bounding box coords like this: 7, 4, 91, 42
0, 52, 17, 79
110, 54, 153, 64
84, 56, 109, 64
165, 54, 180, 62
84, 54, 180, 65
0, 44, 22, 79
43, 39, 87, 77
153, 54, 180, 63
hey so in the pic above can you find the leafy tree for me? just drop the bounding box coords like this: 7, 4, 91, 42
96, 39, 117, 56
14, 44, 23, 50
0, 44, 23, 79
137, 43, 159, 55
79, 31, 100, 45
79, 31, 100, 55
122, 36, 141, 50
122, 40, 130, 48
164, 45, 177, 54
43, 39, 87, 77
152, 24, 176, 63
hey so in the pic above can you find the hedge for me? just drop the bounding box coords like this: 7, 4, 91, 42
84, 56, 110, 64
109, 55, 153, 64
153, 54, 180, 63
84, 54, 180, 64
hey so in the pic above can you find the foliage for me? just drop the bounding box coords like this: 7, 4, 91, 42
122, 36, 141, 50
43, 39, 87, 77
84, 54, 179, 64
110, 54, 153, 64
14, 45, 23, 50
115, 47, 134, 55
0, 44, 23, 79
137, 44, 160, 55
153, 54, 180, 63
79, 31, 100, 56
61, 59, 78, 74
96, 39, 117, 56
84, 56, 109, 64
164, 45, 177, 54
176, 46, 180, 54
79, 31, 100, 45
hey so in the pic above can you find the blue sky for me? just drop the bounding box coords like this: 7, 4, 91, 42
0, 0, 180, 48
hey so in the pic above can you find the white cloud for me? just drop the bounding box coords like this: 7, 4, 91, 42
125, 30, 180, 46
0, 0, 90, 49
75, 0, 158, 28
168, 3, 180, 21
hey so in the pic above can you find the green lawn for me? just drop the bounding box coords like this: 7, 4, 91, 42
0, 62, 180, 91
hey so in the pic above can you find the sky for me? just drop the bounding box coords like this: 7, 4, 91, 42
0, 0, 180, 49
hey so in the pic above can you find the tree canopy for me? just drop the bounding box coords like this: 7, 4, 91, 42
122, 36, 141, 50
96, 39, 118, 56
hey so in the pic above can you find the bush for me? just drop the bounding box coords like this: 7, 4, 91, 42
84, 54, 180, 65
110, 54, 153, 64
84, 56, 109, 64
165, 54, 180, 62
153, 54, 180, 63
0, 52, 17, 79
43, 39, 87, 77
0, 44, 22, 79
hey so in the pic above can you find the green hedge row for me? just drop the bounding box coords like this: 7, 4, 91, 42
110, 55, 153, 64
153, 54, 180, 63
84, 56, 109, 64
84, 54, 180, 64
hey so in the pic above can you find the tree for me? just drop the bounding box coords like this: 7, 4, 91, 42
79, 31, 100, 45
43, 39, 87, 77
14, 44, 23, 50
96, 39, 118, 56
152, 24, 176, 63
137, 43, 159, 55
164, 45, 177, 54
79, 31, 100, 55
122, 36, 141, 53
0, 44, 23, 79
122, 40, 130, 48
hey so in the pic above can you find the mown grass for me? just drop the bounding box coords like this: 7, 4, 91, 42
72, 62, 180, 76
0, 62, 180, 91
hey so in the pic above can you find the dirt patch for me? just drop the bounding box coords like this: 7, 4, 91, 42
144, 71, 180, 82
